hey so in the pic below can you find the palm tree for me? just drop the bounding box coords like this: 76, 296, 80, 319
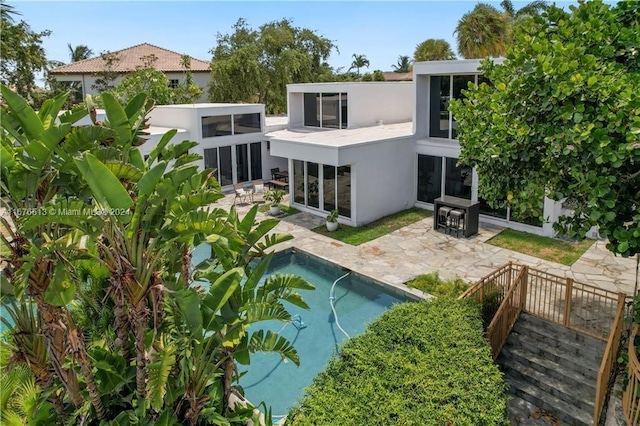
414, 39, 457, 62
454, 1, 548, 59
392, 55, 413, 73
455, 3, 508, 59
67, 43, 93, 62
348, 53, 370, 76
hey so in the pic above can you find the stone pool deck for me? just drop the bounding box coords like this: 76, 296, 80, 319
220, 195, 638, 297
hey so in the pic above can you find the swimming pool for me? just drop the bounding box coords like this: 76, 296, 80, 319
230, 248, 415, 418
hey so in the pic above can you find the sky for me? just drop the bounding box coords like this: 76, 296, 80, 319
14, 0, 586, 82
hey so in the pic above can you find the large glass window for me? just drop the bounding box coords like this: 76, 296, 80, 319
417, 155, 443, 203
234, 113, 261, 134
429, 76, 450, 138
479, 197, 508, 220
304, 93, 347, 129
323, 165, 336, 212
293, 160, 305, 204
337, 166, 351, 218
307, 162, 320, 208
250, 142, 262, 180
218, 146, 233, 186
444, 157, 472, 199
292, 161, 351, 218
304, 93, 320, 127
202, 115, 232, 138
236, 144, 249, 183
204, 148, 218, 181
340, 92, 348, 129
321, 93, 340, 129
452, 75, 476, 139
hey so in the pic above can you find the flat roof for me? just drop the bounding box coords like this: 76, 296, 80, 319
147, 125, 187, 135
267, 122, 413, 148
154, 103, 262, 109
265, 116, 288, 127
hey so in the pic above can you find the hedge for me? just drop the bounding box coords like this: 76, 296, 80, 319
286, 298, 508, 425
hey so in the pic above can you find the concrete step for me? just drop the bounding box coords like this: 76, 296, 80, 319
499, 346, 597, 396
506, 331, 601, 381
507, 376, 594, 426
501, 358, 595, 413
514, 313, 607, 357
507, 396, 547, 425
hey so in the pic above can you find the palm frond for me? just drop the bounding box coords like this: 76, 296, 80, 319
147, 340, 177, 411
248, 330, 299, 366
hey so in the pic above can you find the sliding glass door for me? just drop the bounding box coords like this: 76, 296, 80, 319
292, 161, 351, 219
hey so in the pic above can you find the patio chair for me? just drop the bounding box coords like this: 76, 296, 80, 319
251, 180, 265, 203
270, 167, 280, 180
233, 183, 249, 205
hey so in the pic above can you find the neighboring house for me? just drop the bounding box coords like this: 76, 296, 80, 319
49, 43, 211, 102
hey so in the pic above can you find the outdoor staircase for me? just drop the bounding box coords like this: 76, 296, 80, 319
498, 313, 607, 426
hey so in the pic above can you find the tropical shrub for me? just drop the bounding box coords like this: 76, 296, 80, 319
449, 0, 640, 257
287, 298, 509, 425
406, 271, 468, 297
0, 86, 312, 424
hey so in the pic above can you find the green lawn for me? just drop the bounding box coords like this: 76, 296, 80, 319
312, 208, 432, 246
258, 203, 300, 218
486, 229, 594, 266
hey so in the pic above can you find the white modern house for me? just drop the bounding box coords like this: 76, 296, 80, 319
75, 59, 563, 236
267, 82, 414, 226
263, 61, 563, 235
49, 43, 211, 102
412, 60, 561, 236
145, 104, 286, 186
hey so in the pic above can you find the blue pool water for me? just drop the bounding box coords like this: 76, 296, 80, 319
232, 249, 412, 417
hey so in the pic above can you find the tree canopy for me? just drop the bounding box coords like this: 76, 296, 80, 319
414, 39, 456, 62
392, 55, 412, 73
208, 18, 336, 114
454, 0, 547, 59
449, 0, 640, 257
109, 67, 202, 106
349, 53, 370, 76
67, 43, 93, 62
0, 3, 50, 100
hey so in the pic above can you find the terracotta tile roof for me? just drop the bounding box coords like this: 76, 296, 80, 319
49, 43, 210, 74
383, 71, 413, 81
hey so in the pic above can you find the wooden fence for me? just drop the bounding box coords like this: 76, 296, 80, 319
623, 325, 640, 426
485, 266, 528, 360
593, 293, 626, 424
461, 263, 628, 425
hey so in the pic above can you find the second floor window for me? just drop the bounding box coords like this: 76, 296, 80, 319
303, 92, 348, 129
168, 79, 180, 89
429, 74, 477, 139
202, 113, 262, 138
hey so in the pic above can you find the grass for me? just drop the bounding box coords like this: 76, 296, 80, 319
486, 228, 594, 266
311, 207, 432, 246
257, 203, 300, 218
406, 272, 468, 297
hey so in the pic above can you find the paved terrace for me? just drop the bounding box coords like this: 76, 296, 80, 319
217, 194, 638, 297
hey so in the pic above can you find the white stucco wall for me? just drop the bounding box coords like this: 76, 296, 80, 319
147, 104, 267, 182
348, 136, 416, 225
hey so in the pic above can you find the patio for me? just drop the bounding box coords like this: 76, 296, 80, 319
215, 192, 637, 297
